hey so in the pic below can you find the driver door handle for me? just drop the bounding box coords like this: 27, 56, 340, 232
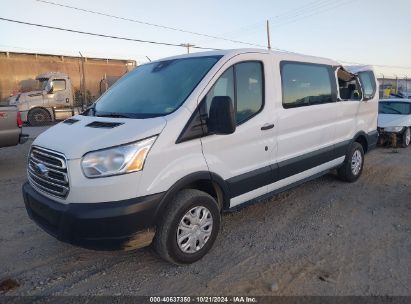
261, 123, 275, 131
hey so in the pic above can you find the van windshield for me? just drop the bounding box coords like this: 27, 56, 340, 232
91, 56, 222, 119
379, 102, 411, 115
36, 78, 49, 91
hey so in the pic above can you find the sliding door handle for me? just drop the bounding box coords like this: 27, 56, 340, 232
261, 123, 275, 131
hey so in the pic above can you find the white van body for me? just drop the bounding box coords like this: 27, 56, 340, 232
22, 49, 378, 264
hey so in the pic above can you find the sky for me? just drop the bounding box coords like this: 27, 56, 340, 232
0, 0, 410, 77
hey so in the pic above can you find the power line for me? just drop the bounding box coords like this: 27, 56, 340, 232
196, 21, 264, 44
270, 0, 356, 27
271, 0, 334, 21
194, 0, 341, 45
0, 17, 221, 51
34, 0, 267, 48
0, 43, 150, 62
1, 18, 410, 72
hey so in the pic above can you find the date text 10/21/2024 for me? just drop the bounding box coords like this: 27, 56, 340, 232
149, 296, 258, 303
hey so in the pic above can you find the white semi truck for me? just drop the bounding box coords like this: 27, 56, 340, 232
9, 72, 80, 125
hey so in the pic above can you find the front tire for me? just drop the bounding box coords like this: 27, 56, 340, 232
401, 127, 410, 148
28, 108, 51, 126
153, 189, 221, 265
337, 142, 364, 182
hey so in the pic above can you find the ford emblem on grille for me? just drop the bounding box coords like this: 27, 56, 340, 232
34, 163, 49, 176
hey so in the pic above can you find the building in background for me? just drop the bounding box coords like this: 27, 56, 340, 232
0, 51, 136, 103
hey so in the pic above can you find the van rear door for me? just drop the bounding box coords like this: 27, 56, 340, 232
334, 66, 378, 149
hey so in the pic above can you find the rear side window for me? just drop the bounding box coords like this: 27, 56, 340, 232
358, 71, 376, 100
204, 61, 264, 124
281, 62, 334, 108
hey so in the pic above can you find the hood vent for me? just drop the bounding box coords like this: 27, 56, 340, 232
86, 121, 124, 129
63, 118, 80, 125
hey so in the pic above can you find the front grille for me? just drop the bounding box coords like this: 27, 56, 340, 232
28, 147, 69, 198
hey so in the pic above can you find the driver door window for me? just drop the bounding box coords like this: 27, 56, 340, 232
204, 61, 264, 124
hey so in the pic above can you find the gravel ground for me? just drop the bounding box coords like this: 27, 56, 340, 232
0, 141, 410, 296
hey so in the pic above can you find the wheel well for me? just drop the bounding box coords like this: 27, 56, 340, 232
183, 180, 224, 210
28, 107, 52, 117
354, 135, 368, 153
154, 172, 230, 222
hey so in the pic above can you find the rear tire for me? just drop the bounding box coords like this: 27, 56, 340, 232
337, 142, 364, 182
28, 108, 51, 126
153, 189, 220, 265
401, 127, 410, 148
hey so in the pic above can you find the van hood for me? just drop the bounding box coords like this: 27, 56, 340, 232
33, 115, 167, 159
378, 114, 411, 128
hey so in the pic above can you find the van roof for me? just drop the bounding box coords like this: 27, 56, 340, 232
154, 48, 343, 67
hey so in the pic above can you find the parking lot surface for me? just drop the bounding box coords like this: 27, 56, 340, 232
0, 141, 410, 296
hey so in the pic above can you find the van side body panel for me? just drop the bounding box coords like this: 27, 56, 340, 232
197, 51, 377, 208
199, 53, 278, 205
139, 107, 210, 196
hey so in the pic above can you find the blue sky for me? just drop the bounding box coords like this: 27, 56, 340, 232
1, 0, 410, 77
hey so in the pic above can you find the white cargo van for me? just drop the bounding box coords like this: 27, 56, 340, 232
23, 49, 378, 264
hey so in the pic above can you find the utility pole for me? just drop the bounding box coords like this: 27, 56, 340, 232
395, 75, 398, 94
405, 75, 408, 93
180, 43, 195, 54
79, 51, 87, 107
266, 20, 271, 50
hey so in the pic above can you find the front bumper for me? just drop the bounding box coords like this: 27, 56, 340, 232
377, 127, 404, 146
22, 182, 164, 250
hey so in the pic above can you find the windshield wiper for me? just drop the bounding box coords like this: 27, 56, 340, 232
81, 103, 97, 116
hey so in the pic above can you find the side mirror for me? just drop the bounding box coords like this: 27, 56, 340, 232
208, 96, 236, 135
45, 82, 54, 94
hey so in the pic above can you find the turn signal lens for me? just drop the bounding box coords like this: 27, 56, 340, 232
126, 146, 150, 172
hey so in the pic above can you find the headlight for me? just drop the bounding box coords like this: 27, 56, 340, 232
81, 136, 157, 178
384, 126, 404, 133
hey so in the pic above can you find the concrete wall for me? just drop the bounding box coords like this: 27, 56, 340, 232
0, 51, 136, 102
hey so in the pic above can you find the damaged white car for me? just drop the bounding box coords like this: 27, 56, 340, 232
378, 99, 411, 147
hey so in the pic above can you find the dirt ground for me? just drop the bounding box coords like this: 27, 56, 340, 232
0, 141, 410, 296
